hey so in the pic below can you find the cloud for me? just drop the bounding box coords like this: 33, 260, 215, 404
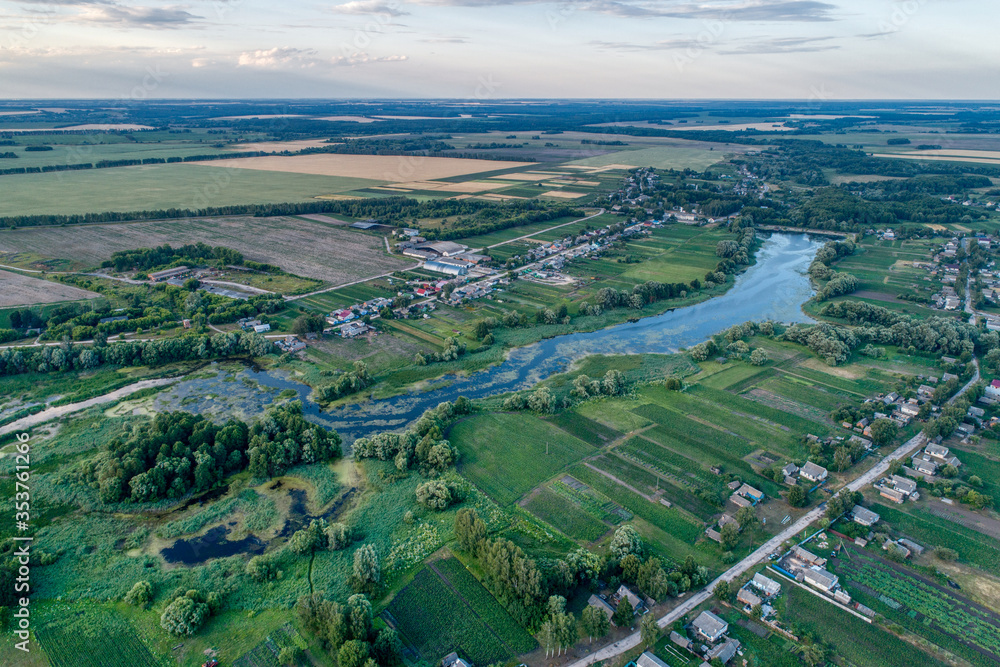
76, 4, 200, 27
331, 52, 408, 65
420, 36, 468, 43
329, 0, 408, 16
719, 36, 839, 53
238, 47, 321, 68
409, 0, 838, 22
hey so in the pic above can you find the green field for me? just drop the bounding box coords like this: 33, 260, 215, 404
567, 144, 728, 171
386, 558, 535, 664
523, 485, 611, 541
873, 502, 1000, 574
450, 412, 597, 504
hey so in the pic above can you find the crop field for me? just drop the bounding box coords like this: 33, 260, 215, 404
386, 558, 535, 664
0, 216, 410, 283
873, 502, 1000, 575
832, 548, 1000, 666
232, 623, 309, 667
450, 412, 597, 504
453, 215, 585, 248
0, 163, 385, 216
781, 583, 948, 667
545, 411, 621, 444
0, 269, 99, 307
36, 609, 165, 667
194, 154, 533, 181
566, 144, 735, 171
523, 485, 611, 541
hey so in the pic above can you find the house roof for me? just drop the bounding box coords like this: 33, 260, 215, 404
692, 610, 728, 639
587, 594, 615, 620
738, 483, 764, 500
800, 461, 827, 479
925, 444, 950, 458
891, 475, 917, 494
751, 573, 781, 596
737, 588, 762, 607
707, 638, 740, 664
804, 567, 838, 590
852, 505, 880, 525
616, 584, 643, 609
636, 652, 672, 667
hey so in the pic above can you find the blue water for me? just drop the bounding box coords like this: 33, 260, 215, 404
162, 233, 823, 443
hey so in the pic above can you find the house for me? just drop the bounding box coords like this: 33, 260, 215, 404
898, 538, 925, 555
988, 380, 1000, 398
691, 610, 728, 643
804, 567, 839, 592
737, 484, 765, 503
969, 406, 986, 418
636, 652, 672, 667
615, 584, 643, 611
799, 461, 828, 483
341, 322, 372, 338
442, 653, 471, 667
751, 573, 781, 597
883, 392, 900, 405
923, 444, 961, 467
253, 323, 271, 334
737, 587, 762, 607
277, 336, 306, 353
899, 403, 920, 417
852, 505, 880, 527
781, 462, 799, 478
670, 630, 693, 651
706, 638, 741, 665
911, 458, 938, 476
891, 475, 917, 496
587, 595, 616, 624
705, 527, 722, 543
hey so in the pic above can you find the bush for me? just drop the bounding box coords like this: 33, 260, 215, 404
159, 596, 209, 636
934, 546, 959, 562
124, 580, 153, 609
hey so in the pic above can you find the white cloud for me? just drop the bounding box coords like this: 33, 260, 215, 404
331, 52, 408, 65
237, 47, 320, 68
329, 0, 408, 17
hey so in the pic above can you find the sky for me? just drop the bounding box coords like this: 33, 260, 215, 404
0, 0, 996, 99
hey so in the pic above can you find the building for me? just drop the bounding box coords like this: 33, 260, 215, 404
911, 458, 938, 476
99, 315, 128, 325
792, 546, 826, 567
804, 567, 839, 592
986, 379, 1000, 398
636, 652, 672, 667
879, 486, 907, 504
898, 538, 925, 555
706, 638, 741, 665
587, 595, 616, 624
737, 484, 765, 503
852, 505, 880, 527
277, 335, 306, 353
799, 461, 828, 483
424, 260, 469, 276
252, 323, 271, 334
442, 653, 470, 667
729, 493, 753, 509
923, 443, 961, 467
737, 587, 762, 608
413, 241, 469, 257
751, 573, 781, 597
691, 610, 728, 643
891, 475, 917, 496
781, 462, 799, 478
341, 322, 372, 338
148, 266, 190, 282
615, 584, 643, 611
899, 403, 920, 417
670, 631, 692, 651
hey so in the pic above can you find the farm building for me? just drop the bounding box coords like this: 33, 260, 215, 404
878, 486, 907, 503
729, 493, 753, 508
898, 538, 925, 555
587, 595, 616, 624
737, 587, 762, 608
799, 461, 828, 483
636, 652, 671, 667
852, 505, 880, 527
424, 260, 469, 276
148, 266, 191, 282
414, 241, 469, 257
670, 631, 692, 650
691, 610, 728, 643
707, 638, 741, 664
781, 462, 799, 478
804, 567, 839, 592
791, 546, 826, 567
253, 323, 271, 334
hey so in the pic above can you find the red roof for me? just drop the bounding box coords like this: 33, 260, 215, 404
992, 380, 1000, 389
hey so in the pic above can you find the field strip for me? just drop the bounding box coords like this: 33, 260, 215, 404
425, 561, 516, 654
484, 208, 605, 249
773, 368, 866, 396
382, 319, 446, 346
582, 461, 655, 502
0, 377, 181, 436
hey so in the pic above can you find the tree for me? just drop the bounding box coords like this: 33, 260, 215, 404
372, 628, 403, 667
713, 580, 731, 601
610, 524, 644, 559
160, 596, 209, 636
347, 594, 372, 641
612, 597, 634, 627
640, 613, 660, 647
124, 580, 152, 609
734, 506, 757, 529
278, 646, 302, 666
720, 522, 740, 550
581, 605, 610, 643
870, 419, 898, 447
750, 604, 763, 620
338, 640, 370, 667
799, 641, 826, 667
969, 475, 983, 488
415, 479, 456, 510
749, 348, 768, 366
454, 508, 487, 557
787, 484, 807, 507
352, 546, 380, 590
833, 446, 852, 472
934, 546, 958, 562
325, 522, 351, 551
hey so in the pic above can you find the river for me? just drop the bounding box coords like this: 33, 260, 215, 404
153, 232, 824, 443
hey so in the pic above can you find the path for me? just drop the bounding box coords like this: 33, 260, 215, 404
0, 377, 181, 436
485, 208, 605, 249
286, 264, 422, 301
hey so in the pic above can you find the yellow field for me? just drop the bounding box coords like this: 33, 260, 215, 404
541, 190, 587, 199
190, 154, 532, 182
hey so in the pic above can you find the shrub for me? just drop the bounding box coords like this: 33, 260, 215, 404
124, 580, 153, 609
160, 596, 209, 636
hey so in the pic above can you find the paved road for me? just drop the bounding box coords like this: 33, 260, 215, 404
567, 430, 930, 667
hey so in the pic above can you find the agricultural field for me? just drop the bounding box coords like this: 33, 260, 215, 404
780, 583, 950, 667
194, 154, 533, 181
34, 607, 167, 667
0, 163, 386, 216
0, 269, 100, 307
522, 485, 611, 542
831, 547, 1000, 666
385, 557, 535, 665
0, 216, 410, 283
449, 412, 597, 505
